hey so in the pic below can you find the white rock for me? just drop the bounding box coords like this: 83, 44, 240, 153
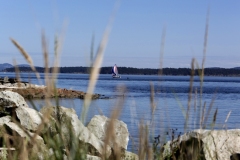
40, 106, 112, 158
86, 154, 102, 160
0, 116, 11, 126
122, 151, 139, 160
5, 122, 43, 141
87, 115, 129, 150
162, 129, 240, 160
15, 107, 42, 131
0, 90, 29, 108
202, 129, 240, 160
4, 122, 49, 159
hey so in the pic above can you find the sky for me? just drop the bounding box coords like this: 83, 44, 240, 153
1, 1, 240, 68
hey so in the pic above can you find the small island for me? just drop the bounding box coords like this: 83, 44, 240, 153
0, 77, 101, 99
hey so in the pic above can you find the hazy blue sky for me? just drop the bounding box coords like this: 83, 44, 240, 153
1, 1, 240, 68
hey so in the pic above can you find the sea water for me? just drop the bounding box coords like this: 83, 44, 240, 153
1, 72, 240, 151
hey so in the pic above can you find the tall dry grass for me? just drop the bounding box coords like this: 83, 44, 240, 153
80, 1, 119, 124
1, 6, 228, 160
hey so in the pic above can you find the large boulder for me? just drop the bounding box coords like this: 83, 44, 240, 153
202, 129, 240, 160
40, 106, 112, 158
15, 107, 56, 134
15, 107, 42, 131
87, 115, 129, 150
0, 90, 29, 109
162, 129, 240, 160
0, 121, 49, 159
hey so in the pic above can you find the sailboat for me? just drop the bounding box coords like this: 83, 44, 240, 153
112, 64, 121, 78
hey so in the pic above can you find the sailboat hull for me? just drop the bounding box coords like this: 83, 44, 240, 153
112, 75, 121, 78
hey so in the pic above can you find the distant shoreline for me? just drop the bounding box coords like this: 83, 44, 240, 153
2, 66, 240, 77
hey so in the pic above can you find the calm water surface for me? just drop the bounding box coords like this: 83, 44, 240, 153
1, 72, 240, 150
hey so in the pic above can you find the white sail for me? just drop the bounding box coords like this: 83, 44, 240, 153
113, 65, 118, 74
112, 64, 121, 78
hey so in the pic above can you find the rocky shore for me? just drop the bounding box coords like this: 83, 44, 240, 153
0, 77, 101, 99
0, 90, 138, 159
161, 129, 240, 160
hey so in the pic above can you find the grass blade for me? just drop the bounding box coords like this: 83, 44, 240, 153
81, 2, 119, 123
10, 38, 40, 81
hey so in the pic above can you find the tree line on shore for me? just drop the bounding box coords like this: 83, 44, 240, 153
2, 66, 240, 76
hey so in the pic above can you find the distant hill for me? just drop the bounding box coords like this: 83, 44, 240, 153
233, 67, 240, 70
205, 67, 223, 69
0, 63, 13, 71
2, 62, 240, 76
17, 64, 30, 67
0, 63, 35, 71
3, 66, 240, 76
